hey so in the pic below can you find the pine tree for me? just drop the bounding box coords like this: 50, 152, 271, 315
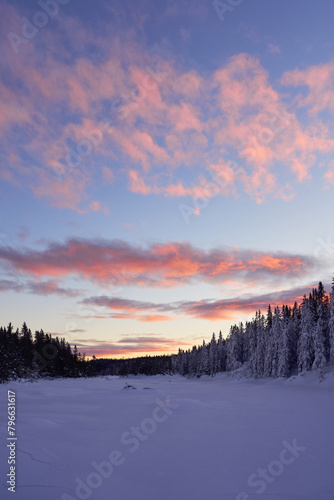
298, 297, 315, 372
19, 322, 34, 376
255, 312, 266, 377
264, 322, 274, 377
277, 306, 291, 377
266, 304, 273, 329
209, 333, 218, 376
226, 325, 243, 371
189, 345, 198, 375
270, 307, 282, 377
289, 302, 301, 370
247, 320, 258, 377
313, 282, 329, 369
217, 331, 226, 372
200, 340, 209, 375
0, 326, 9, 382
329, 276, 334, 364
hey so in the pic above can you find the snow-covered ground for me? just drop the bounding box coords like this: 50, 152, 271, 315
1, 371, 334, 500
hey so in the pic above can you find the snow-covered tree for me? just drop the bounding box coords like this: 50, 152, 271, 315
329, 277, 334, 365
226, 325, 243, 371
270, 307, 282, 377
255, 312, 266, 377
209, 333, 219, 376
277, 306, 291, 377
313, 282, 329, 369
298, 297, 315, 372
200, 340, 209, 375
169, 275, 333, 380
216, 331, 226, 371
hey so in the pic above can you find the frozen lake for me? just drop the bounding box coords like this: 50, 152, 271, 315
1, 372, 334, 500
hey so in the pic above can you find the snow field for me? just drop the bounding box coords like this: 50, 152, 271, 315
0, 372, 334, 500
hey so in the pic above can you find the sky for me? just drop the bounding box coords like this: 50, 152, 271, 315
1, 0, 334, 358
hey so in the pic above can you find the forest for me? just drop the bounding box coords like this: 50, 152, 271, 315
1, 278, 334, 382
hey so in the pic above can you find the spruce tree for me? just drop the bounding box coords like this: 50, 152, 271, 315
298, 298, 315, 372
313, 282, 329, 369
329, 276, 334, 364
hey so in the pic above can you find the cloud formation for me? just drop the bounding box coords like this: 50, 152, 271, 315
0, 238, 314, 288
2, 4, 334, 210
81, 284, 320, 322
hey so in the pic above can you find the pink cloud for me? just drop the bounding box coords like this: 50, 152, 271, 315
128, 169, 153, 195
127, 169, 237, 199
168, 102, 203, 132
281, 61, 334, 115
32, 172, 89, 212
139, 314, 174, 322
2, 7, 334, 211
0, 238, 315, 288
81, 284, 320, 322
172, 71, 202, 97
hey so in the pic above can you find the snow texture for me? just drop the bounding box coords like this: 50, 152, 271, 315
1, 372, 334, 500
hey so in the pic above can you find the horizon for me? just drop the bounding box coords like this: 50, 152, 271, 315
2, 275, 333, 361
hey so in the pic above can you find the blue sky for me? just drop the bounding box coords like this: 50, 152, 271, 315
1, 0, 334, 357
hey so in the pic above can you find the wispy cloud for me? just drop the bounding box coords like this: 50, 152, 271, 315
0, 277, 81, 297
177, 286, 316, 320
71, 335, 189, 357
0, 279, 22, 292
81, 284, 321, 322
268, 43, 281, 54
281, 60, 334, 116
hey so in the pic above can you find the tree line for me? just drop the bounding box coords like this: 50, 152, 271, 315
172, 279, 334, 378
90, 355, 173, 377
1, 277, 334, 382
0, 323, 94, 382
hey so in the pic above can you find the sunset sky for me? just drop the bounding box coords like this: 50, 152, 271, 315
1, 0, 334, 358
